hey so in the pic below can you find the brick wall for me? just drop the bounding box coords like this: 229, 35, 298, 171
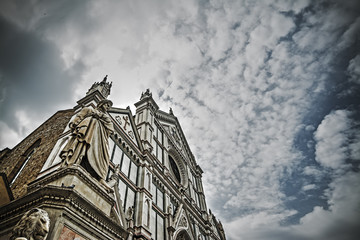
0, 109, 74, 199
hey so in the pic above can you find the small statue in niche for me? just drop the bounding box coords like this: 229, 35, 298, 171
126, 206, 134, 220
167, 205, 173, 215
107, 164, 120, 188
126, 206, 135, 229
60, 99, 114, 190
10, 208, 50, 240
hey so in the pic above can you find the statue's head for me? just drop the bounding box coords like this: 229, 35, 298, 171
11, 208, 50, 240
97, 99, 113, 112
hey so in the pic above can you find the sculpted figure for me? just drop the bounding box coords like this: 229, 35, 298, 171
167, 205, 173, 215
126, 206, 135, 228
218, 220, 224, 232
126, 207, 134, 219
10, 208, 50, 240
60, 99, 114, 188
107, 164, 120, 188
126, 206, 134, 220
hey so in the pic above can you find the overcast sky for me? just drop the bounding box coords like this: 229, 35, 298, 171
0, 1, 359, 239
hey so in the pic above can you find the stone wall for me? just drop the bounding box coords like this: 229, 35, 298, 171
0, 109, 74, 199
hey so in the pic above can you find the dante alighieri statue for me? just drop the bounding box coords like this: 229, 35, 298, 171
60, 99, 114, 189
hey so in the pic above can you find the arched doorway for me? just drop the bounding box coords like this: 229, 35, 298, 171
175, 230, 191, 240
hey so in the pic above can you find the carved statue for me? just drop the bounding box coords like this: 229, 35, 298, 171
167, 205, 173, 215
60, 99, 114, 188
218, 220, 224, 232
126, 206, 134, 220
207, 209, 213, 222
10, 208, 50, 240
107, 164, 120, 188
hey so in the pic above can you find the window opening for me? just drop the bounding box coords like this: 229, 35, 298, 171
111, 144, 138, 184
151, 208, 165, 240
10, 139, 41, 186
169, 156, 181, 183
10, 150, 34, 186
151, 181, 164, 211
118, 178, 136, 212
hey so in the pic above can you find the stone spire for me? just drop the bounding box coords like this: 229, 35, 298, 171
86, 75, 113, 98
140, 88, 152, 100
136, 88, 158, 112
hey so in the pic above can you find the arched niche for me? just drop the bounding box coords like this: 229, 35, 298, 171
174, 229, 192, 240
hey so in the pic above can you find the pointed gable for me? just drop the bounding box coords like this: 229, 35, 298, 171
155, 109, 196, 167
108, 107, 142, 151
172, 204, 196, 240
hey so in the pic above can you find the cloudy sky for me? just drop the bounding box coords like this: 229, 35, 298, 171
0, 0, 359, 239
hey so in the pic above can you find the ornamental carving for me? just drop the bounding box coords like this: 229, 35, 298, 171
115, 115, 135, 139
10, 208, 50, 240
178, 216, 188, 229
171, 127, 182, 149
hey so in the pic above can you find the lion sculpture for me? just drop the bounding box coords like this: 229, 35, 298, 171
10, 208, 50, 240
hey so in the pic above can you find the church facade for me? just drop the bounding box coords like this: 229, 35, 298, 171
0, 78, 226, 240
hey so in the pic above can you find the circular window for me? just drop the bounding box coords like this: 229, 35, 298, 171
167, 149, 189, 188
169, 155, 181, 183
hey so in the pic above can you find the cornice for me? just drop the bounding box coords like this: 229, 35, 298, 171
134, 96, 159, 111
0, 185, 128, 239
28, 165, 114, 204
75, 89, 105, 110
109, 107, 144, 153
155, 110, 177, 124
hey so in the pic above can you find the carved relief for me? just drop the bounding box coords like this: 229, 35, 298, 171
122, 116, 130, 130
128, 130, 134, 139
178, 216, 188, 229
115, 116, 122, 125
171, 127, 182, 149
115, 114, 135, 139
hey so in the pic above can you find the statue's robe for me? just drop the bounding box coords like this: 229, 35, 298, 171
60, 106, 114, 180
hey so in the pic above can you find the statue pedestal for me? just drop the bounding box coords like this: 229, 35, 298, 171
8, 164, 129, 240
28, 165, 114, 216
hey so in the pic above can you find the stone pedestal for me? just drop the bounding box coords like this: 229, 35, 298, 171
0, 165, 128, 240
29, 165, 113, 216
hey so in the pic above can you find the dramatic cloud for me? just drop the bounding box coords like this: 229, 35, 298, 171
0, 14, 86, 147
314, 110, 352, 169
347, 55, 360, 84
0, 0, 359, 239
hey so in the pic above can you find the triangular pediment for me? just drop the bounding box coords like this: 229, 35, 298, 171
165, 124, 184, 151
155, 110, 195, 166
108, 108, 142, 151
172, 204, 196, 239
209, 214, 221, 239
